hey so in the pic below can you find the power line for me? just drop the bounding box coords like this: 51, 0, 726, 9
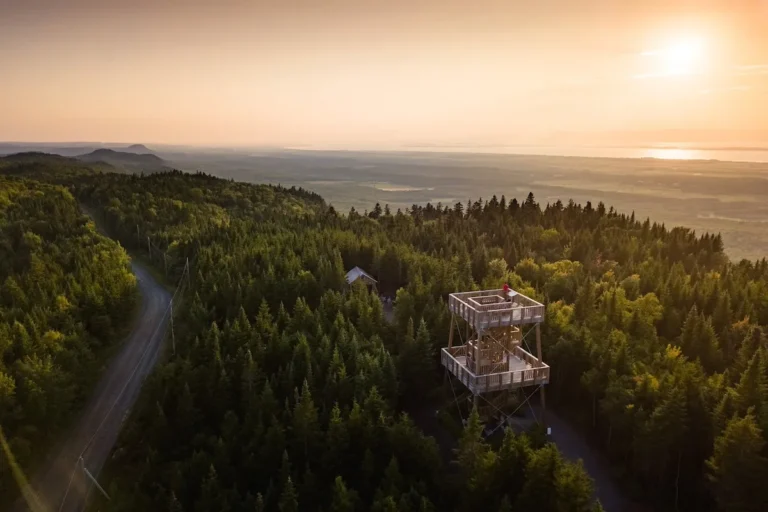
77, 305, 171, 459
81, 263, 190, 459
80, 458, 110, 501
57, 260, 192, 511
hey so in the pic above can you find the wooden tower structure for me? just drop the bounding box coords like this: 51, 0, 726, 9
441, 287, 549, 421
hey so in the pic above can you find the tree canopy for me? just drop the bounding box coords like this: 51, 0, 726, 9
4, 154, 768, 512
0, 175, 136, 504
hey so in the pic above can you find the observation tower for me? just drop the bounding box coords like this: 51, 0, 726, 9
441, 286, 549, 421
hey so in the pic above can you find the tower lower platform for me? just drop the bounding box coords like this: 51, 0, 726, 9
441, 344, 549, 395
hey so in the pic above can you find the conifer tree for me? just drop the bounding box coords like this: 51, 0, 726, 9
707, 413, 768, 512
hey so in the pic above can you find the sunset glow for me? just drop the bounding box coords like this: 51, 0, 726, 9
644, 148, 699, 160
1, 0, 767, 148
661, 39, 705, 75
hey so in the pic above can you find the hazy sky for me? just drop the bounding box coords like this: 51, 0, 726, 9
2, 0, 767, 147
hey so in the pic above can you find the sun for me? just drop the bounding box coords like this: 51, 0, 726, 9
641, 38, 706, 77
662, 40, 703, 75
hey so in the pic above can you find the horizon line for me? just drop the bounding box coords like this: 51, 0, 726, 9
2, 140, 768, 152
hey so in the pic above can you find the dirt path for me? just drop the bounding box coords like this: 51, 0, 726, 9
14, 261, 171, 512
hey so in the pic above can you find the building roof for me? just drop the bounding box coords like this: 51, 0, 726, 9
345, 266, 377, 285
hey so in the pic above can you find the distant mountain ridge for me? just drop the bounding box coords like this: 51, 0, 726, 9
0, 142, 156, 157
0, 152, 119, 179
77, 148, 168, 173
123, 143, 153, 154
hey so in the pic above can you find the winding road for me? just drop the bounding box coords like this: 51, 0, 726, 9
530, 405, 631, 512
14, 261, 171, 512
13, 227, 627, 511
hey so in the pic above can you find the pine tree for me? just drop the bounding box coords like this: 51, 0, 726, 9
240, 349, 259, 411
254, 493, 265, 512
167, 491, 183, 512
734, 327, 763, 377
415, 319, 434, 372
280, 450, 292, 487
380, 456, 404, 496
697, 316, 724, 372
197, 465, 222, 512
643, 386, 688, 501
679, 306, 699, 356
515, 444, 560, 511
278, 477, 299, 512
713, 388, 738, 437
292, 379, 319, 461
735, 351, 766, 416
324, 402, 349, 477
713, 292, 732, 334
371, 496, 399, 512
300, 463, 317, 509
574, 279, 596, 323
330, 476, 356, 512
555, 459, 595, 512
490, 428, 530, 500
456, 406, 495, 504
707, 413, 768, 512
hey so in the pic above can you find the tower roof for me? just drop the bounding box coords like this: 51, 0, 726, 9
345, 266, 377, 285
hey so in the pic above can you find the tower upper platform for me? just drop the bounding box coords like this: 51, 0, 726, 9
448, 288, 544, 332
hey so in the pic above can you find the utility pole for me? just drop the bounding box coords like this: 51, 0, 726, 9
163, 252, 168, 276
147, 236, 151, 258
170, 298, 175, 355
136, 224, 140, 247
80, 456, 110, 501
185, 257, 191, 288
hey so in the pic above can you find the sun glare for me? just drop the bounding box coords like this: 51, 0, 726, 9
644, 148, 699, 160
640, 37, 706, 77
662, 40, 703, 75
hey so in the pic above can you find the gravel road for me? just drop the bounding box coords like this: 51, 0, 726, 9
530, 405, 631, 512
14, 261, 171, 512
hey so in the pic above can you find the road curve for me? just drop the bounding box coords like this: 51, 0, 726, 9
14, 261, 171, 512
531, 405, 631, 512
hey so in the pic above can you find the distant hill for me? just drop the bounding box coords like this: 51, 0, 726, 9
0, 144, 101, 157
77, 148, 168, 173
122, 144, 154, 154
2, 152, 79, 166
0, 142, 156, 157
0, 152, 118, 181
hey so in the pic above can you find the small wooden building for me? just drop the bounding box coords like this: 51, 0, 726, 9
345, 266, 378, 292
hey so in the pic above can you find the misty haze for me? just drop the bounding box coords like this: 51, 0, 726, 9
2, 1, 768, 512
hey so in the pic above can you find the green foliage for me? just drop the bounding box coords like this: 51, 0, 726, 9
94, 171, 768, 512
707, 413, 768, 512
0, 176, 136, 501
8, 156, 768, 512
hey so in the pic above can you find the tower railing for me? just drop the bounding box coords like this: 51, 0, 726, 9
448, 290, 545, 331
441, 344, 550, 394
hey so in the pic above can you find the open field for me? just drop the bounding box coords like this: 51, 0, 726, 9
164, 149, 768, 262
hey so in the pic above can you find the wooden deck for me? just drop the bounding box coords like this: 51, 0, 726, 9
441, 345, 549, 394
449, 289, 545, 331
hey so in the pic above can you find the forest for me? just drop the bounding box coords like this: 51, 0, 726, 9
2, 155, 768, 512
0, 175, 137, 505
